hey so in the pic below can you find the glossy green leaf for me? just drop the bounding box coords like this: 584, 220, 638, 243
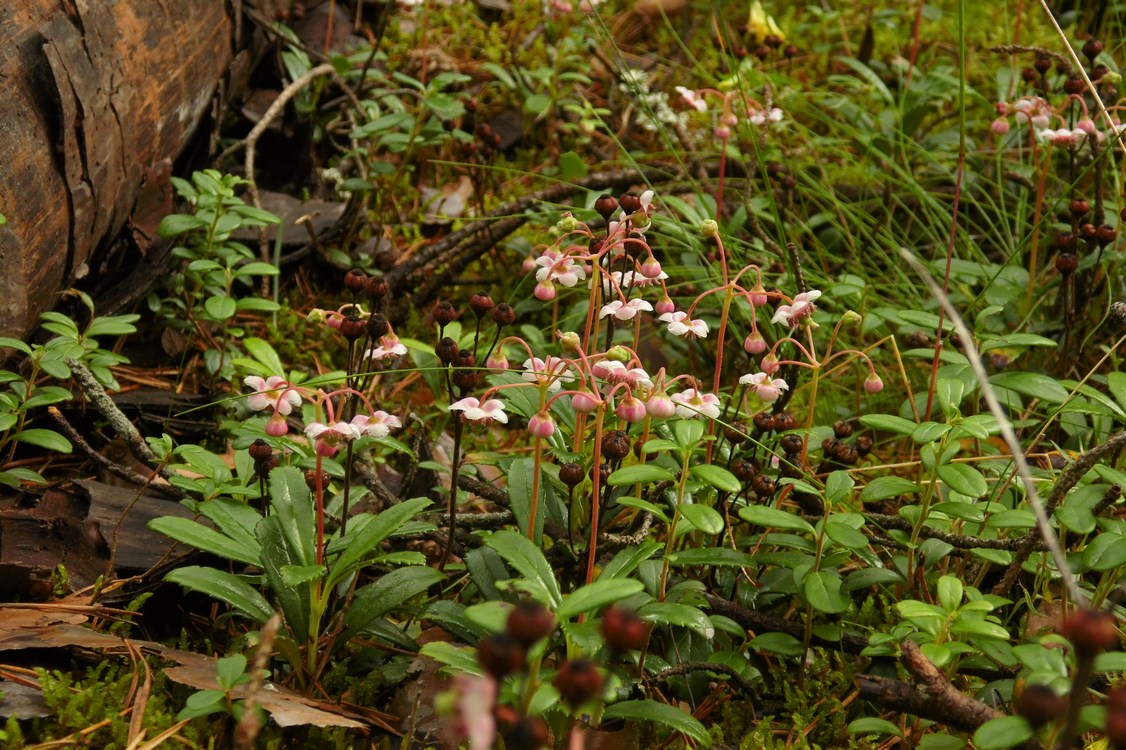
602, 701, 711, 748
911, 421, 951, 444
971, 715, 1032, 749
608, 464, 676, 486
847, 717, 902, 736
803, 570, 851, 613
165, 566, 273, 624
937, 463, 988, 498
13, 428, 72, 453
484, 530, 562, 609
690, 464, 741, 493
669, 547, 755, 567
738, 505, 814, 534
343, 567, 445, 636
860, 476, 919, 501
679, 503, 725, 534
148, 516, 261, 566
859, 414, 918, 435
749, 632, 804, 656
990, 372, 1070, 404
328, 497, 432, 589
558, 579, 644, 620
1083, 533, 1126, 572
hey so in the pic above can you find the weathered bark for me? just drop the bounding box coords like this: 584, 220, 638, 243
0, 0, 238, 337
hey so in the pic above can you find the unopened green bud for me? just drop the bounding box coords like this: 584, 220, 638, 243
307, 308, 327, 324
606, 345, 631, 363
557, 212, 580, 233
700, 219, 719, 237
558, 330, 581, 350
840, 310, 862, 328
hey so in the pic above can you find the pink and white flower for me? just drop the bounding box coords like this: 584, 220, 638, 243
749, 107, 784, 125
245, 375, 302, 415
592, 361, 653, 389
305, 421, 362, 456
739, 372, 789, 403
350, 411, 402, 439
616, 396, 648, 423
771, 290, 822, 327
365, 334, 408, 361
675, 86, 707, 113
522, 356, 574, 392
670, 389, 721, 419
535, 249, 587, 288
658, 311, 709, 338
600, 298, 653, 321
450, 397, 508, 424
528, 411, 556, 438
646, 393, 677, 420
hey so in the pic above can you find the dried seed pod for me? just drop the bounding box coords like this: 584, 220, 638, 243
1061, 608, 1119, 656
432, 300, 458, 326
491, 303, 515, 327
833, 420, 854, 439
506, 602, 555, 648
854, 436, 874, 457
732, 458, 758, 483
553, 659, 604, 706
344, 267, 368, 292
753, 412, 776, 434
559, 462, 585, 487
339, 315, 366, 341
477, 634, 526, 679
1083, 37, 1104, 61
601, 430, 631, 461
248, 439, 273, 463
595, 194, 618, 221
1015, 684, 1067, 729
618, 192, 643, 215
469, 291, 495, 318
779, 434, 803, 455
600, 606, 650, 652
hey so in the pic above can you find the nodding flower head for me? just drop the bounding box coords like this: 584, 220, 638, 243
522, 357, 574, 393
365, 334, 408, 362
616, 395, 648, 423
771, 290, 822, 327
450, 397, 509, 424
592, 361, 653, 390
675, 86, 707, 113
743, 331, 767, 354
305, 421, 362, 457
670, 389, 721, 419
658, 311, 709, 338
350, 411, 402, 439
599, 298, 653, 321
534, 249, 587, 288
739, 372, 789, 403
571, 389, 601, 413
864, 373, 884, 393
645, 392, 677, 420
528, 411, 556, 439
245, 376, 302, 416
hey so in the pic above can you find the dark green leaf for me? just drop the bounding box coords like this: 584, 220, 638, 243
847, 717, 902, 736
860, 476, 919, 501
990, 372, 1070, 404
608, 464, 676, 486
859, 414, 918, 435
557, 579, 644, 620
14, 429, 72, 453
937, 463, 988, 498
328, 497, 432, 589
803, 570, 851, 613
690, 464, 741, 493
971, 715, 1032, 749
602, 701, 711, 748
148, 516, 261, 566
343, 567, 445, 636
165, 566, 272, 624
679, 503, 725, 534
484, 530, 562, 608
738, 505, 814, 534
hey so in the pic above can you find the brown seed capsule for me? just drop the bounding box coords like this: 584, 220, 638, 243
618, 192, 643, 215
854, 436, 874, 457
469, 291, 495, 318
595, 194, 619, 221
783, 43, 798, 58
822, 437, 840, 454
1106, 687, 1126, 749
751, 474, 776, 498
590, 463, 612, 484
506, 602, 555, 648
725, 423, 750, 444
436, 337, 458, 365
779, 434, 803, 455
452, 369, 478, 391
1083, 37, 1104, 61
491, 303, 515, 327
433, 300, 458, 326
1021, 66, 1040, 83
1034, 55, 1052, 75
1015, 684, 1067, 729
1096, 224, 1117, 247
1080, 222, 1099, 241
780, 175, 797, 190
753, 412, 776, 433
477, 633, 526, 679
560, 463, 584, 487
1070, 199, 1091, 218
600, 606, 650, 652
774, 412, 796, 431
249, 439, 273, 463
453, 349, 475, 369
753, 45, 771, 60
1061, 608, 1119, 656
1055, 232, 1077, 251
1064, 77, 1085, 95
732, 458, 757, 483
304, 469, 330, 492
601, 430, 631, 461
367, 313, 391, 339
553, 659, 604, 706
1056, 253, 1078, 275
833, 420, 854, 439
339, 315, 366, 341
344, 268, 368, 292
632, 436, 646, 459
365, 275, 389, 303
836, 445, 860, 465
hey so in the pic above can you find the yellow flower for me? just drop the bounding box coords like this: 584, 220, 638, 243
747, 0, 785, 44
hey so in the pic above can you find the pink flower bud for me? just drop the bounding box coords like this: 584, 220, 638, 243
640, 256, 663, 279
486, 353, 509, 370
326, 314, 342, 330
1078, 117, 1098, 136
646, 394, 677, 420
522, 255, 537, 273
743, 332, 767, 354
991, 117, 1010, 135
616, 396, 647, 423
534, 281, 557, 301
748, 283, 769, 306
571, 390, 600, 413
655, 296, 675, 315
265, 412, 289, 437
528, 411, 556, 438
315, 438, 338, 457
1031, 113, 1050, 129
761, 353, 780, 375
864, 373, 884, 393
714, 125, 731, 140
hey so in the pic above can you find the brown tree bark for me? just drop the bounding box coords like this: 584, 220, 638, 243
0, 0, 241, 337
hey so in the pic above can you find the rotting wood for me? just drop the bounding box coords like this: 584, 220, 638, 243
0, 0, 238, 337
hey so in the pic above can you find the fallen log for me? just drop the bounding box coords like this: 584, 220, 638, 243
0, 0, 249, 337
